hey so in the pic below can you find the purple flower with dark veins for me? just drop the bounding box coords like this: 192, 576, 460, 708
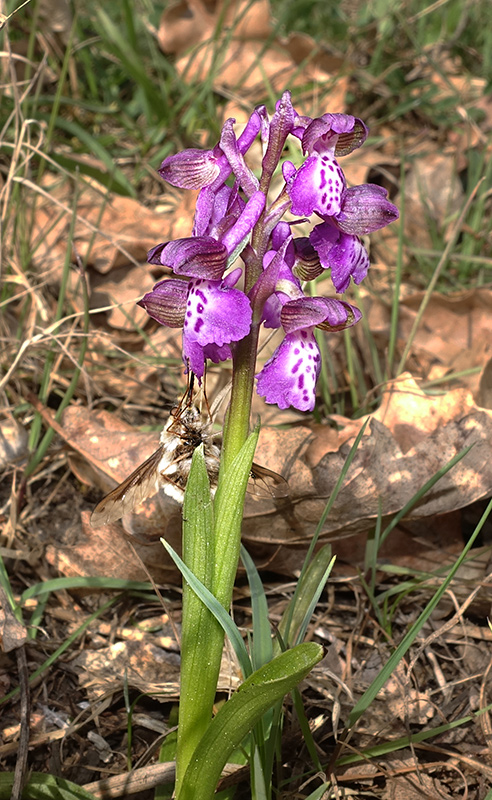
139, 191, 266, 377
256, 291, 361, 412
287, 113, 368, 218
138, 92, 399, 411
138, 269, 252, 377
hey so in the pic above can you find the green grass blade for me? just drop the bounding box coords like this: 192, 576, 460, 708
161, 539, 251, 679
346, 496, 492, 729
277, 544, 334, 650
240, 544, 273, 671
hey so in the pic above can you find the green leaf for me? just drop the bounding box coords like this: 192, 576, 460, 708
177, 642, 323, 800
277, 544, 334, 649
176, 444, 219, 786
240, 545, 273, 670
161, 539, 251, 678
0, 772, 98, 799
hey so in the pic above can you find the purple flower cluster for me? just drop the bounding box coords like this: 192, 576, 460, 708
138, 92, 398, 412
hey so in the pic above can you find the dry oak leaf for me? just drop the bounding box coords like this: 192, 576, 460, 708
357, 288, 492, 396
52, 406, 183, 581
243, 375, 492, 550
382, 761, 453, 800
45, 509, 177, 585
70, 634, 239, 699
158, 0, 349, 102
70, 639, 181, 700
31, 182, 171, 277
60, 375, 492, 577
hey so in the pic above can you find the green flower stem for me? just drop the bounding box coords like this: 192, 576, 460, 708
176, 430, 259, 799
220, 323, 260, 473
177, 259, 263, 796
213, 426, 259, 599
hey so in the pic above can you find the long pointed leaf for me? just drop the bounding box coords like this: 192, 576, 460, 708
178, 643, 323, 800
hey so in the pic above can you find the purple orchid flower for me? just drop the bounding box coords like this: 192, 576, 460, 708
138, 93, 399, 411
138, 270, 252, 377
139, 191, 265, 377
287, 113, 368, 218
256, 296, 361, 411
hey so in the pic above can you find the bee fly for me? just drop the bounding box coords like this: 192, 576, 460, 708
91, 374, 289, 528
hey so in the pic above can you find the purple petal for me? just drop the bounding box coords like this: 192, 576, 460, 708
250, 239, 301, 321
291, 114, 312, 142
184, 340, 233, 378
222, 267, 243, 288
147, 237, 228, 280
221, 191, 266, 256
289, 153, 346, 217
271, 221, 292, 253
193, 184, 232, 238
183, 278, 252, 349
237, 107, 262, 153
335, 184, 399, 235
193, 184, 246, 240
220, 118, 259, 197
262, 91, 296, 175
282, 160, 297, 183
281, 296, 361, 332
302, 114, 368, 157
311, 222, 370, 293
137, 279, 188, 327
256, 330, 321, 412
159, 147, 222, 189
261, 293, 284, 328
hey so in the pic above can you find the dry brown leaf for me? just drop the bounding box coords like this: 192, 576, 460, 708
89, 263, 157, 330
31, 181, 170, 277
158, 0, 273, 56
0, 418, 28, 470
54, 374, 492, 577
158, 0, 349, 105
45, 510, 178, 584
385, 666, 434, 724
176, 39, 302, 95
49, 407, 184, 581
70, 631, 240, 699
243, 374, 492, 563
397, 153, 464, 249
358, 288, 492, 395
0, 588, 28, 652
382, 761, 453, 800
62, 406, 158, 492
70, 639, 181, 699
478, 355, 492, 409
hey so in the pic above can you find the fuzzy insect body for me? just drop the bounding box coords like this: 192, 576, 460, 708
91, 379, 288, 528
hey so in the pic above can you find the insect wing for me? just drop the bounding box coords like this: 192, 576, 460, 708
91, 446, 164, 527
249, 463, 290, 499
